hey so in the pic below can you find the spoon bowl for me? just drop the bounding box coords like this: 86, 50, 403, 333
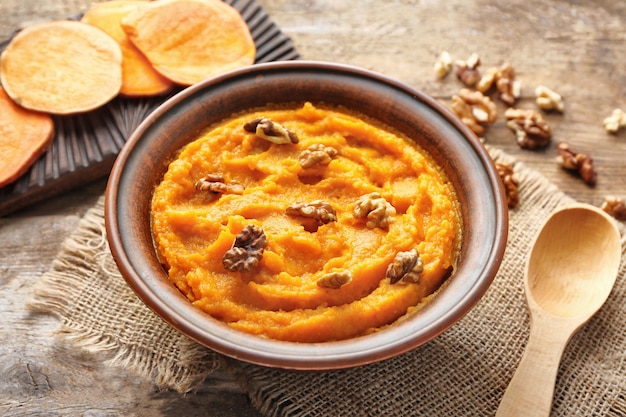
497, 203, 621, 417
526, 204, 621, 320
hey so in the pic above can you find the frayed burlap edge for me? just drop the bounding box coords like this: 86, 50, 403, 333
27, 197, 220, 394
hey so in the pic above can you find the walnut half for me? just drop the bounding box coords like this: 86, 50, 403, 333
494, 62, 520, 106
477, 62, 521, 106
243, 117, 299, 144
195, 173, 244, 195
455, 53, 481, 87
603, 108, 626, 134
352, 192, 396, 229
434, 51, 453, 79
495, 161, 520, 209
601, 196, 626, 221
298, 144, 338, 168
317, 271, 352, 289
450, 88, 497, 136
505, 108, 551, 150
556, 142, 597, 186
535, 85, 564, 113
286, 200, 337, 226
222, 225, 267, 272
386, 249, 424, 284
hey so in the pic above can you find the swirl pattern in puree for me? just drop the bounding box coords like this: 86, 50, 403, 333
151, 102, 462, 342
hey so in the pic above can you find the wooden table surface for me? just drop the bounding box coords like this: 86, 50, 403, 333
1, 0, 624, 415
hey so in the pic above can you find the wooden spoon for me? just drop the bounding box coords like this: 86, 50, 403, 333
496, 203, 621, 417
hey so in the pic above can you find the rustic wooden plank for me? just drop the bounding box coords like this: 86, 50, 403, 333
1, 0, 624, 415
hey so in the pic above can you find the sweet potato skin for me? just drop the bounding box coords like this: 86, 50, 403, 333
0, 20, 122, 115
81, 0, 174, 97
0, 87, 54, 187
121, 0, 256, 86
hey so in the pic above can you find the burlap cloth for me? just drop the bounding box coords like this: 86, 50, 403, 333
29, 146, 626, 416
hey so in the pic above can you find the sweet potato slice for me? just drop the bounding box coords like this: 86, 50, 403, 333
0, 20, 122, 114
81, 0, 174, 97
121, 0, 256, 86
0, 86, 54, 187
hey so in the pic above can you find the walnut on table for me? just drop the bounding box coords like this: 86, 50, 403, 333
494, 63, 520, 106
476, 67, 498, 93
535, 85, 564, 112
476, 62, 521, 106
434, 51, 453, 79
450, 88, 497, 136
601, 196, 626, 221
603, 108, 626, 134
455, 53, 481, 87
495, 161, 520, 209
504, 107, 551, 149
556, 142, 597, 186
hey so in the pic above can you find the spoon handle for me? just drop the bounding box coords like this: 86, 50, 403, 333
496, 319, 573, 417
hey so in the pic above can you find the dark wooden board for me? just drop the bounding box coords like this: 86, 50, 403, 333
0, 0, 300, 216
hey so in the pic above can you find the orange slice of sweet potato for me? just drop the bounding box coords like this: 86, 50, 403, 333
0, 86, 54, 187
0, 20, 122, 115
81, 0, 174, 97
121, 0, 256, 86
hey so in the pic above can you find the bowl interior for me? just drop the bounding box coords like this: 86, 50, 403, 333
105, 61, 507, 370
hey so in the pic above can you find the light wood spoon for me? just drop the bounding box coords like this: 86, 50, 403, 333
496, 203, 621, 417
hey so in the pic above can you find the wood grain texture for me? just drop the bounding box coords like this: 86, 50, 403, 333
1, 0, 624, 415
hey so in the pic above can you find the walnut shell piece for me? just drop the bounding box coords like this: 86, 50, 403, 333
601, 196, 626, 221
504, 108, 551, 150
352, 192, 396, 229
243, 117, 299, 144
495, 161, 520, 209
556, 142, 597, 186
222, 225, 267, 272
386, 249, 424, 284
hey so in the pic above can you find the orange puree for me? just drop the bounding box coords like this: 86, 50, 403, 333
151, 102, 462, 342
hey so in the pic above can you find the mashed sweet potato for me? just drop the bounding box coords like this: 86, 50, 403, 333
151, 102, 462, 342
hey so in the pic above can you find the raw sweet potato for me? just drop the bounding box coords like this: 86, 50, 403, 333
81, 0, 174, 97
0, 86, 54, 187
121, 0, 256, 86
0, 20, 122, 114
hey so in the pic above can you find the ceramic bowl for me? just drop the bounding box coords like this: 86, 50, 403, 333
105, 61, 508, 370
